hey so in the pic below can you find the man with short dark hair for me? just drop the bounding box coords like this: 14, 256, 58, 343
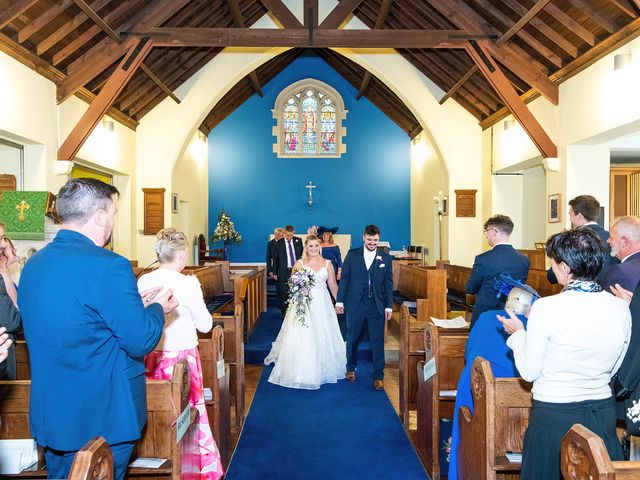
466, 214, 530, 328
272, 225, 303, 315
547, 195, 618, 284
336, 224, 393, 390
266, 227, 284, 278
19, 178, 177, 480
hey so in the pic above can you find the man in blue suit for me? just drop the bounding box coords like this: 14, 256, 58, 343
466, 214, 530, 328
602, 215, 640, 293
18, 178, 177, 480
336, 225, 393, 390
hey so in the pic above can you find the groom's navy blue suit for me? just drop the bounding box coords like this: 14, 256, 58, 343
337, 247, 393, 380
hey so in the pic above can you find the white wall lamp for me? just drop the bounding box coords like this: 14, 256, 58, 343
614, 53, 632, 71
503, 119, 516, 131
102, 119, 115, 132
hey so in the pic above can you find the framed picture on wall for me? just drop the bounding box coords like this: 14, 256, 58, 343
548, 193, 561, 223
172, 192, 178, 213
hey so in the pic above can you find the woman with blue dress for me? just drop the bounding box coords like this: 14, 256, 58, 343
318, 226, 342, 280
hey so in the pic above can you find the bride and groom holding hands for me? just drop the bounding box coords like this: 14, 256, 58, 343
264, 225, 393, 391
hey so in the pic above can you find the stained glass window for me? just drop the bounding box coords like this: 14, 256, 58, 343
283, 100, 299, 154
275, 80, 345, 157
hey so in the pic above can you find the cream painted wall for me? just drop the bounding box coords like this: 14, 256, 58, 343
567, 143, 611, 228
522, 166, 546, 248
0, 51, 138, 258
492, 174, 524, 248
171, 134, 209, 265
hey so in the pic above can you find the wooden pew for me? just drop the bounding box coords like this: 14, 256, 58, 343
458, 357, 532, 480
395, 263, 447, 317
197, 325, 231, 466
184, 264, 234, 314
68, 436, 113, 480
392, 258, 423, 290
561, 423, 640, 479
399, 304, 428, 429
233, 267, 267, 338
525, 268, 562, 298
0, 360, 196, 479
15, 340, 29, 380
415, 321, 468, 479
437, 262, 475, 321
213, 303, 245, 428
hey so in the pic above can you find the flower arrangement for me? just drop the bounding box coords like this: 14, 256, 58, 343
443, 436, 452, 463
307, 225, 318, 236
288, 268, 316, 326
211, 209, 242, 245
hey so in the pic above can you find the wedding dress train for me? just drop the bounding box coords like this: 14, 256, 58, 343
264, 260, 346, 389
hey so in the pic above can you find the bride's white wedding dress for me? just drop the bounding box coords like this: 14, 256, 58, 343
264, 260, 346, 389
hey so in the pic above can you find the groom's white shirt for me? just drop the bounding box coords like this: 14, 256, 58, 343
364, 247, 377, 269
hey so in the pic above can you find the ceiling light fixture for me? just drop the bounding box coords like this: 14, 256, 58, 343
614, 53, 631, 71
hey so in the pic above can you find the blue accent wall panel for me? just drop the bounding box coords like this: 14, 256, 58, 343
208, 53, 410, 262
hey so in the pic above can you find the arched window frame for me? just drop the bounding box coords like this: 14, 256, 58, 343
273, 78, 347, 158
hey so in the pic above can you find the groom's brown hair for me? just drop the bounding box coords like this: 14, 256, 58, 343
364, 224, 380, 236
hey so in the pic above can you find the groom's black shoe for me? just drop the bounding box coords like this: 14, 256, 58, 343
346, 371, 356, 382
373, 380, 384, 391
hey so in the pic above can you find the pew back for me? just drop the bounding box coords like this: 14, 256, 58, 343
525, 268, 562, 298
458, 357, 532, 480
561, 423, 640, 480
438, 263, 475, 319
68, 436, 113, 480
396, 264, 447, 319
233, 267, 267, 337
416, 321, 468, 479
197, 326, 231, 465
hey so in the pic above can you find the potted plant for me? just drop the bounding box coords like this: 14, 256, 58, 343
210, 209, 242, 260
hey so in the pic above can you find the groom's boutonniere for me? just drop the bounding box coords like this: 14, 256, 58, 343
376, 255, 382, 261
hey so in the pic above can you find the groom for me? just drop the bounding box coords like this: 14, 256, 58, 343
336, 225, 393, 390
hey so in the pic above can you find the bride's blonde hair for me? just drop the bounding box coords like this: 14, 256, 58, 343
303, 235, 321, 263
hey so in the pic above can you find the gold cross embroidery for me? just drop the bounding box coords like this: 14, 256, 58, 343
16, 200, 30, 222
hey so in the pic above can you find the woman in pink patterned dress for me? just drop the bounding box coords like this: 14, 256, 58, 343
138, 228, 223, 480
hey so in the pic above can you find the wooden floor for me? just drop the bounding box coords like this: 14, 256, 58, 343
226, 311, 419, 469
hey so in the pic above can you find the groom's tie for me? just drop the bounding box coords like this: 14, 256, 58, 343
287, 240, 295, 268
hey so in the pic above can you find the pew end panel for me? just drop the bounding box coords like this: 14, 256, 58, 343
68, 436, 113, 480
417, 323, 468, 480
458, 357, 532, 480
399, 305, 428, 428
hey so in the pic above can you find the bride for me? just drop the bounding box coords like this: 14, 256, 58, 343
264, 235, 346, 389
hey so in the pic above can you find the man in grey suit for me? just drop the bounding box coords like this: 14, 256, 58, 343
0, 222, 21, 380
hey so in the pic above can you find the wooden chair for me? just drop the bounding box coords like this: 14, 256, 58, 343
561, 423, 640, 479
407, 245, 424, 263
197, 234, 224, 265
415, 322, 468, 479
198, 325, 231, 465
458, 357, 532, 480
68, 437, 113, 480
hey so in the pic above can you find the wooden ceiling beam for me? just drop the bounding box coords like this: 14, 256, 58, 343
426, 0, 558, 105
565, 0, 616, 34
226, 0, 263, 97
0, 0, 39, 30
497, 0, 553, 44
50, 0, 138, 64
544, 4, 596, 45
17, 0, 74, 43
318, 0, 365, 29
58, 38, 153, 161
439, 66, 477, 104
0, 31, 137, 130
142, 27, 491, 48
58, 0, 190, 104
609, 0, 637, 18
258, 0, 303, 28
356, 72, 371, 99
72, 0, 180, 104
304, 0, 318, 28
466, 40, 556, 158
500, 0, 578, 57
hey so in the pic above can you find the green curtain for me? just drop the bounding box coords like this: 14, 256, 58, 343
0, 191, 48, 240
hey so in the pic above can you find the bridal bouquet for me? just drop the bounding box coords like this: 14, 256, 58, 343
288, 269, 316, 327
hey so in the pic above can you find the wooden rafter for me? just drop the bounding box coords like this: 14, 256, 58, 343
57, 0, 190, 104
18, 0, 74, 43
498, 0, 553, 44
226, 0, 263, 97
439, 67, 476, 105
609, 0, 637, 18
258, 0, 303, 28
479, 16, 640, 129
0, 0, 39, 30
0, 31, 137, 130
71, 0, 180, 104
355, 0, 392, 100
304, 0, 318, 28
58, 38, 154, 161
466, 40, 556, 158
318, 0, 365, 29
544, 3, 596, 46
141, 27, 491, 48
426, 0, 558, 105
565, 0, 615, 34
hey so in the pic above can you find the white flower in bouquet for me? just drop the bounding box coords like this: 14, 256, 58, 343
287, 269, 316, 326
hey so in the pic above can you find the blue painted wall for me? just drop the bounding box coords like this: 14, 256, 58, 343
208, 52, 410, 262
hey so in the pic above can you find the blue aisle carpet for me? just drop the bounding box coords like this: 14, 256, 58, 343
225, 363, 429, 480
244, 300, 372, 365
